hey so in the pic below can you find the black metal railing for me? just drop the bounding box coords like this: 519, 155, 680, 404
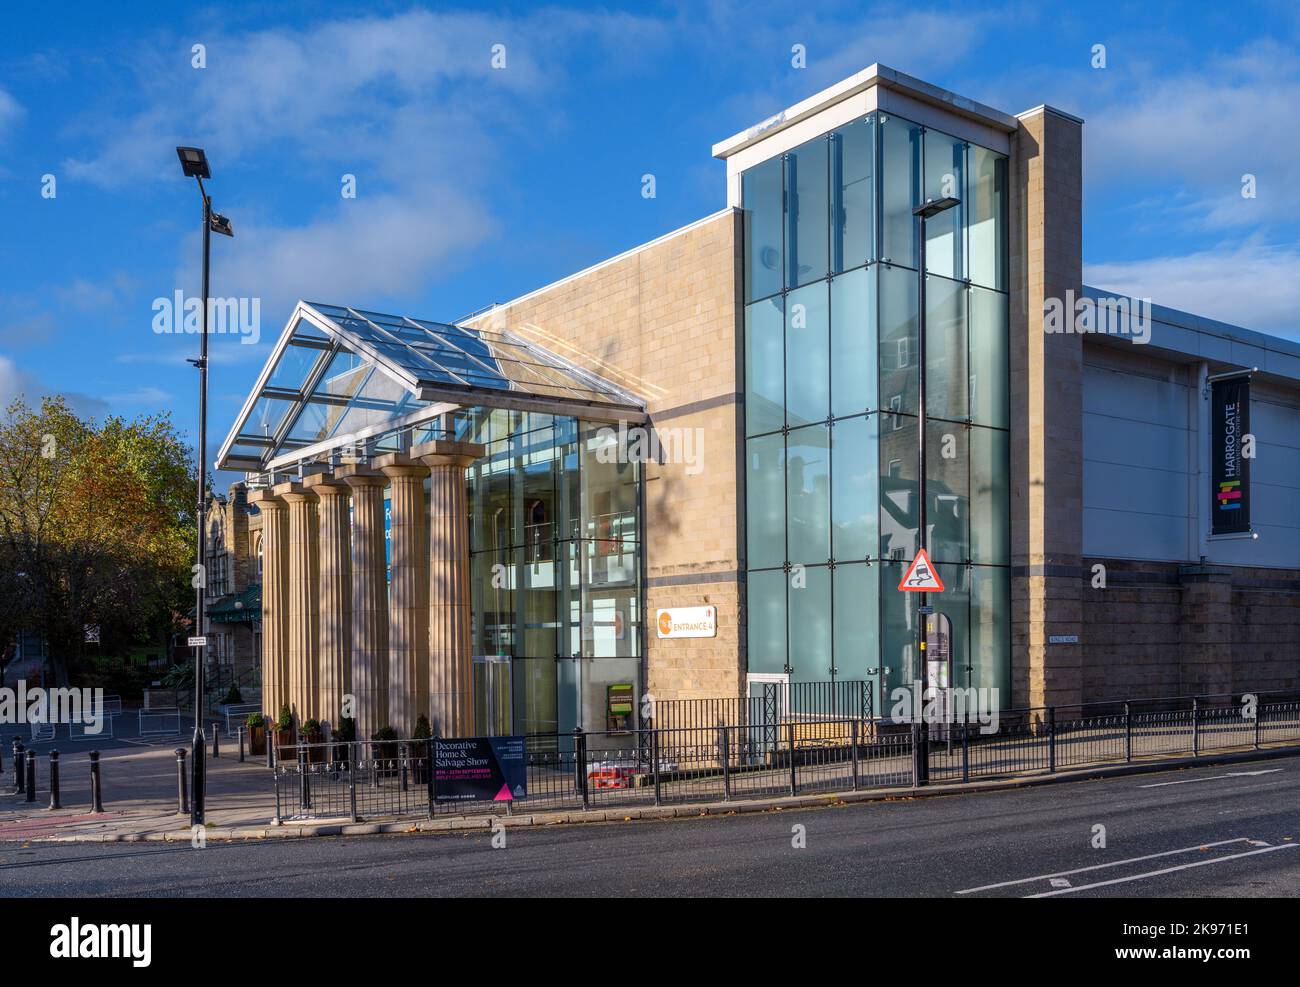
269, 689, 1300, 822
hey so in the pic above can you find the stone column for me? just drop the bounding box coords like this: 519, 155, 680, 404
375, 454, 429, 736
340, 466, 388, 740
249, 489, 289, 719
1009, 105, 1085, 709
277, 481, 320, 722
413, 439, 485, 737
305, 473, 352, 733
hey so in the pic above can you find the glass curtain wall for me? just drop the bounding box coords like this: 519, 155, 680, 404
742, 111, 1010, 715
465, 410, 640, 743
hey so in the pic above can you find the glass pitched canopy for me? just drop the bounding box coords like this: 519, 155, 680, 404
217, 301, 645, 473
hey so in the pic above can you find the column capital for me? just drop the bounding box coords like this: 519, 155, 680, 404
247, 488, 287, 510
303, 472, 351, 498
271, 480, 316, 504
337, 464, 386, 489
374, 452, 428, 480
411, 439, 485, 469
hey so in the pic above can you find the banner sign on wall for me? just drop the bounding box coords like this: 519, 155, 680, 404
433, 736, 527, 803
1210, 375, 1251, 535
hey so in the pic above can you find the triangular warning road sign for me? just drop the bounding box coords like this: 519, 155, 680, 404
898, 548, 944, 592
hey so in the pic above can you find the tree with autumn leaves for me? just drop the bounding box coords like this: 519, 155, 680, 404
0, 396, 196, 686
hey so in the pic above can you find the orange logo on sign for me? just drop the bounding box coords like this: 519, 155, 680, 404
657, 612, 673, 635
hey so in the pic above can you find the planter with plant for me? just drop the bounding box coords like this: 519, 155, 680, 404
273, 703, 294, 761
245, 712, 267, 755
371, 725, 399, 778
300, 718, 325, 764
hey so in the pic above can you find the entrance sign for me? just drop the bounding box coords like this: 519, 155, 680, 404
656, 606, 717, 638
898, 548, 944, 592
1210, 375, 1251, 535
433, 736, 527, 803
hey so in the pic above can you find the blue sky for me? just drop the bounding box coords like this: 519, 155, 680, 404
2, 0, 1298, 456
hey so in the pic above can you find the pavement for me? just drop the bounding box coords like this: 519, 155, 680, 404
2, 753, 1298, 897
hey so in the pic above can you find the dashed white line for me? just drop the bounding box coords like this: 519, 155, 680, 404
1025, 843, 1300, 897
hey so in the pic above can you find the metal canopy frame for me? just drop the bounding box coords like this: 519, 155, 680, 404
217, 301, 647, 473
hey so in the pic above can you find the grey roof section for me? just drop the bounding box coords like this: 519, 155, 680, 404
1082, 284, 1300, 384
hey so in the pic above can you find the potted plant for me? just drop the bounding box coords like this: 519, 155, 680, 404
273, 703, 294, 762
410, 715, 432, 784
371, 725, 399, 778
300, 718, 325, 764
245, 712, 267, 756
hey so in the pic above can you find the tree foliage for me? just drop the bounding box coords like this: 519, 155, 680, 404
0, 396, 196, 685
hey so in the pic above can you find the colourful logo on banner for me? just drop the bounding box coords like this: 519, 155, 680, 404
1217, 479, 1242, 510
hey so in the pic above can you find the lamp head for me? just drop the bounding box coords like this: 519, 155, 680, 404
176, 146, 211, 180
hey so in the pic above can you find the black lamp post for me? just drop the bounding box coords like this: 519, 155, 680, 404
911, 195, 960, 786
176, 146, 234, 826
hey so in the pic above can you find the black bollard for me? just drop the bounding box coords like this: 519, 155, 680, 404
25, 750, 36, 803
212, 723, 220, 759
174, 747, 189, 815
12, 739, 24, 795
298, 744, 310, 810
88, 751, 105, 813
238, 726, 246, 763
47, 750, 61, 810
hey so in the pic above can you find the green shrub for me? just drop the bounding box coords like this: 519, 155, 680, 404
332, 717, 356, 742
245, 712, 265, 729
301, 718, 321, 737
371, 725, 398, 742
222, 684, 243, 705
412, 714, 431, 740
273, 703, 293, 732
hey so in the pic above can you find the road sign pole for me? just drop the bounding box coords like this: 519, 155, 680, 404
915, 207, 930, 786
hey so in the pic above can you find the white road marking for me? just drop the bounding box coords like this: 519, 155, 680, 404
1140, 769, 1283, 789
954, 839, 1250, 894
1049, 878, 1071, 888
1025, 843, 1300, 897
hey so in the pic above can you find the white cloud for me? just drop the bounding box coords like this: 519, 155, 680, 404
0, 87, 22, 141
0, 353, 110, 419
1085, 239, 1300, 340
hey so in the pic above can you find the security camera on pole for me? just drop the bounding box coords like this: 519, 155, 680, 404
176, 146, 234, 826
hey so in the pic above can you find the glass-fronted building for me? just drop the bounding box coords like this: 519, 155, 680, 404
740, 111, 1011, 712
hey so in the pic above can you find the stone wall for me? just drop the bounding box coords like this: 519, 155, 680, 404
468, 210, 745, 700
1079, 558, 1300, 701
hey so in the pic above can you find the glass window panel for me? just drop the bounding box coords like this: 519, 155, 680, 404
830, 266, 876, 417
748, 568, 787, 675
745, 296, 784, 437
925, 274, 969, 422
786, 423, 830, 564
879, 559, 917, 703
969, 286, 1009, 428
580, 426, 638, 545
268, 342, 324, 392
832, 414, 878, 561
923, 130, 965, 279
927, 420, 969, 565
832, 562, 879, 684
285, 400, 340, 444
743, 156, 783, 302
970, 565, 1010, 701
880, 115, 922, 268
969, 145, 1008, 291
746, 433, 786, 569
878, 409, 917, 562
879, 263, 918, 417
785, 281, 829, 428
315, 350, 370, 399
785, 137, 829, 288
831, 117, 875, 273
970, 426, 1009, 565
243, 395, 295, 440
788, 565, 831, 681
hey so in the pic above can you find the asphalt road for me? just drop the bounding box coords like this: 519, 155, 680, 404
2, 754, 1298, 897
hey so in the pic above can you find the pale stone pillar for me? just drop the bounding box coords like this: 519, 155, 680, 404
413, 439, 485, 737
249, 489, 289, 719
305, 473, 352, 733
339, 466, 388, 740
375, 454, 429, 736
277, 482, 320, 722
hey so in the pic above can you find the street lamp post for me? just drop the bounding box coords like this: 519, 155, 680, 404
911, 195, 960, 786
176, 146, 233, 826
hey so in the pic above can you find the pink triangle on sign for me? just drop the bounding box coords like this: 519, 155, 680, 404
494, 783, 513, 801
